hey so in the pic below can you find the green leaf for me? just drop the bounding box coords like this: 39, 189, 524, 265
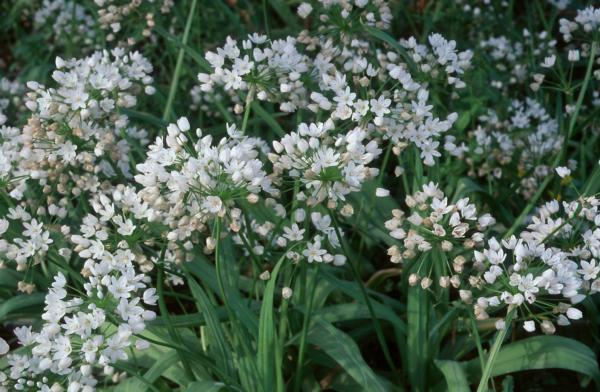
455, 111, 471, 132
121, 108, 168, 129
185, 381, 225, 392
435, 360, 470, 392
406, 255, 431, 392
307, 318, 388, 392
187, 275, 234, 379
464, 336, 600, 388
0, 293, 45, 320
114, 351, 180, 391
266, 1, 300, 29
257, 254, 287, 390
251, 102, 285, 137
154, 25, 211, 72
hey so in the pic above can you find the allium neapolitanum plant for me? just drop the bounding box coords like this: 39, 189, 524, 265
0, 0, 600, 391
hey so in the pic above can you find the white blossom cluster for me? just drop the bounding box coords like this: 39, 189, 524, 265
558, 6, 600, 81
233, 208, 348, 268
0, 78, 24, 127
0, 206, 55, 292
479, 30, 556, 90
197, 35, 310, 113
559, 6, 600, 42
396, 34, 473, 90
0, 194, 157, 391
135, 118, 276, 243
296, 0, 392, 33
6, 49, 154, 202
385, 182, 495, 276
464, 196, 600, 334
94, 0, 175, 44
446, 98, 564, 199
271, 119, 381, 205
191, 1, 466, 167
34, 0, 96, 49
295, 0, 392, 70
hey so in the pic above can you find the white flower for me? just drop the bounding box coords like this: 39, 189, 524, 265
568, 50, 580, 62
566, 307, 583, 320
578, 260, 600, 281
282, 287, 293, 299
376, 188, 390, 197
0, 218, 8, 236
143, 289, 158, 306
541, 55, 556, 68
495, 319, 506, 331
303, 239, 327, 263
297, 3, 312, 18
0, 337, 8, 355
555, 166, 571, 178
202, 196, 223, 214
283, 224, 305, 242
523, 320, 536, 332
58, 141, 77, 164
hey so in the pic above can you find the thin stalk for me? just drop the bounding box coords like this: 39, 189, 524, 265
162, 0, 199, 122
241, 86, 256, 133
377, 143, 393, 184
213, 218, 228, 303
293, 263, 321, 392
469, 309, 486, 377
476, 308, 516, 392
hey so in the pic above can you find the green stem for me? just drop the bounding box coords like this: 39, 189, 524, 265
213, 218, 228, 306
377, 143, 393, 184
241, 86, 256, 133
162, 0, 199, 122
469, 308, 486, 377
476, 308, 516, 392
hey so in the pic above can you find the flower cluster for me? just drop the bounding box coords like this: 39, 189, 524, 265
397, 34, 473, 90
385, 182, 495, 281
9, 49, 153, 203
447, 98, 563, 199
271, 120, 381, 206
479, 30, 556, 90
0, 206, 55, 291
559, 6, 600, 42
296, 0, 392, 56
0, 195, 157, 391
0, 78, 24, 127
464, 196, 600, 333
197, 35, 310, 113
34, 0, 96, 50
94, 0, 175, 45
135, 118, 276, 244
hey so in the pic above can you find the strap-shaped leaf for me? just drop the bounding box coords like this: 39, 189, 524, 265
464, 336, 600, 388
185, 381, 225, 392
435, 360, 470, 392
187, 276, 234, 380
307, 317, 388, 392
257, 253, 287, 390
